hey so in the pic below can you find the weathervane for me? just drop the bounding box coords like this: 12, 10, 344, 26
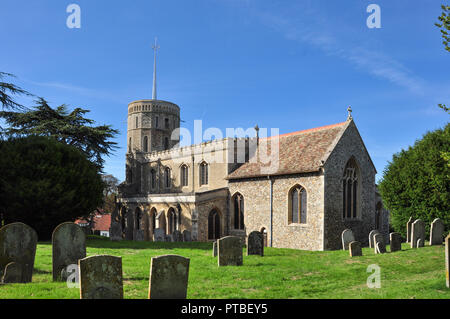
347, 106, 353, 120
152, 37, 160, 100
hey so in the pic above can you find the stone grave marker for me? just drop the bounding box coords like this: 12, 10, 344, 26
109, 221, 122, 241
247, 231, 264, 256
430, 218, 445, 246
374, 234, 386, 254
2, 262, 23, 284
212, 241, 217, 257
349, 241, 362, 257
148, 255, 190, 299
369, 230, 380, 248
341, 229, 355, 250
389, 232, 402, 252
0, 222, 38, 283
445, 235, 450, 288
218, 236, 243, 266
153, 228, 165, 242
183, 230, 191, 242
411, 219, 425, 248
172, 230, 183, 242
406, 217, 414, 243
52, 222, 86, 281
79, 255, 123, 299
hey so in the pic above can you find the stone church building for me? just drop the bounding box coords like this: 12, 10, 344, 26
115, 96, 389, 250
115, 43, 389, 250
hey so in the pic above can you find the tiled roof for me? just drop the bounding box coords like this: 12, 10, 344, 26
227, 121, 349, 180
75, 213, 111, 231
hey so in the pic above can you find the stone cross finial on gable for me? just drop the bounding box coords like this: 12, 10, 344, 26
347, 106, 353, 121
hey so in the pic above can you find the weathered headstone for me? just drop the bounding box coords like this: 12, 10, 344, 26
212, 241, 217, 257
134, 229, 145, 241
349, 241, 362, 257
153, 228, 165, 242
2, 262, 23, 283
247, 231, 264, 256
390, 232, 402, 252
417, 238, 424, 248
52, 222, 86, 282
182, 230, 191, 242
79, 255, 123, 299
148, 255, 190, 299
0, 222, 38, 283
341, 229, 355, 250
166, 234, 174, 242
430, 218, 445, 246
109, 221, 122, 241
445, 235, 450, 288
369, 230, 380, 248
172, 230, 183, 242
374, 234, 386, 254
406, 217, 414, 243
218, 236, 243, 266
411, 219, 425, 248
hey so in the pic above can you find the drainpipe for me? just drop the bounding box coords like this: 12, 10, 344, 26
268, 175, 273, 247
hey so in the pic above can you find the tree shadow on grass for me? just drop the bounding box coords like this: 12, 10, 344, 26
85, 239, 213, 251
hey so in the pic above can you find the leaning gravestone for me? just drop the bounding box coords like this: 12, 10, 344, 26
369, 230, 380, 248
79, 255, 123, 299
109, 221, 122, 241
247, 231, 264, 256
52, 222, 86, 281
0, 222, 38, 283
349, 241, 362, 257
172, 230, 183, 242
406, 217, 414, 243
218, 236, 243, 266
153, 228, 165, 242
390, 232, 402, 252
341, 229, 355, 250
411, 219, 425, 248
445, 235, 450, 288
430, 218, 445, 246
212, 241, 217, 257
183, 230, 191, 242
148, 255, 190, 299
374, 234, 386, 254
2, 262, 23, 283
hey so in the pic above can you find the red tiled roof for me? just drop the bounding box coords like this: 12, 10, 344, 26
227, 121, 349, 180
75, 213, 111, 231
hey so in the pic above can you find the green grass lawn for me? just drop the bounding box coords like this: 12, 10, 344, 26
0, 236, 448, 299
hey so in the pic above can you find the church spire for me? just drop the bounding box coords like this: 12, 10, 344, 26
152, 37, 160, 100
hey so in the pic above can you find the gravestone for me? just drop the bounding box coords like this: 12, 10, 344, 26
0, 222, 38, 283
218, 236, 243, 266
349, 241, 362, 257
212, 241, 217, 257
430, 218, 445, 246
411, 219, 425, 248
406, 217, 414, 243
369, 230, 380, 248
52, 222, 86, 281
148, 255, 190, 299
341, 229, 355, 250
247, 231, 264, 256
172, 230, 183, 242
79, 255, 123, 299
2, 262, 23, 283
109, 221, 122, 241
390, 232, 402, 252
153, 228, 165, 242
166, 234, 174, 242
374, 234, 386, 254
134, 229, 144, 242
445, 235, 450, 288
182, 230, 191, 242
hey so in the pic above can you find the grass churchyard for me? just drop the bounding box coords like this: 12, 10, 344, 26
0, 236, 448, 299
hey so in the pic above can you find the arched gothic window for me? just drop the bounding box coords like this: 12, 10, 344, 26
143, 136, 148, 152
233, 193, 244, 230
289, 185, 307, 224
199, 162, 208, 186
168, 208, 177, 234
375, 202, 382, 229
208, 209, 221, 240
181, 165, 189, 187
343, 158, 360, 219
135, 207, 142, 230
165, 167, 171, 189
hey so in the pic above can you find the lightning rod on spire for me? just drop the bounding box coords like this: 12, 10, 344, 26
152, 37, 160, 100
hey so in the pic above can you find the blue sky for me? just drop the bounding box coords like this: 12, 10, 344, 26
1, 0, 448, 182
